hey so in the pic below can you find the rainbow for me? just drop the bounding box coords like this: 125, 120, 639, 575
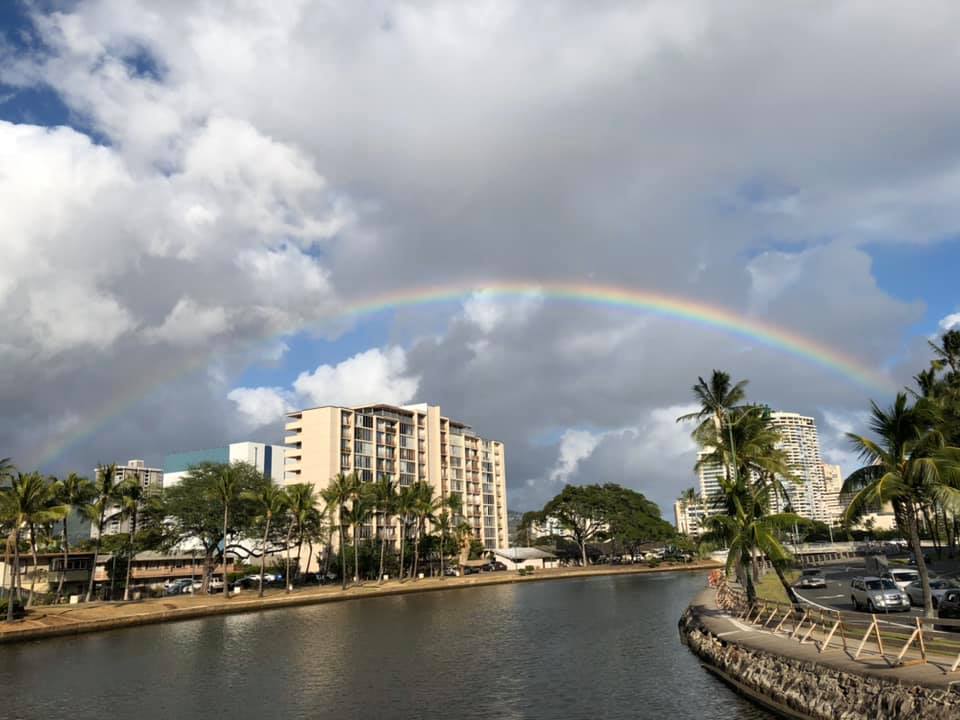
32, 280, 895, 469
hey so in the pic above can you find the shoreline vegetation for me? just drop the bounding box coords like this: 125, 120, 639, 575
0, 561, 718, 645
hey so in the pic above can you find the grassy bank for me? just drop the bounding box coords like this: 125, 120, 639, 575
754, 569, 800, 603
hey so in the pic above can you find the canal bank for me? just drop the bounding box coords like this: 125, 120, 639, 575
680, 588, 960, 719
0, 560, 719, 644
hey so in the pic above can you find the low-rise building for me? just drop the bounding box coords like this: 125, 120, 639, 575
491, 547, 558, 570
0, 551, 238, 599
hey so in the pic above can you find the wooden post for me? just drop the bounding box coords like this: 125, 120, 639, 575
854, 614, 885, 661
790, 609, 808, 639
894, 616, 927, 667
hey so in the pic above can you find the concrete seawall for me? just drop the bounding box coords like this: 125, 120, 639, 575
0, 561, 719, 645
679, 590, 960, 719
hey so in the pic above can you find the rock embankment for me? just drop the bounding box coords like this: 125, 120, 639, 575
679, 607, 960, 719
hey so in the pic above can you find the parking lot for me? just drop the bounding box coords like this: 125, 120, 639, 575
793, 558, 960, 619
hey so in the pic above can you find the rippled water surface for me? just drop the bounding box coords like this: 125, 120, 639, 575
3, 572, 772, 719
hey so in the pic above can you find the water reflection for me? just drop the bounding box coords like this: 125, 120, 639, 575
1, 573, 771, 719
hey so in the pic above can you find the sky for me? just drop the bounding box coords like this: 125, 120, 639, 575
1, 1, 959, 517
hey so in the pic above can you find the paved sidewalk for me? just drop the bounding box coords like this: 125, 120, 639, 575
691, 589, 959, 690
0, 561, 720, 643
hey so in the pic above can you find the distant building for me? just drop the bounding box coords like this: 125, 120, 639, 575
89, 459, 163, 539
285, 402, 508, 549
163, 441, 287, 488
688, 411, 834, 526
491, 547, 558, 570
821, 463, 845, 525
674, 499, 708, 537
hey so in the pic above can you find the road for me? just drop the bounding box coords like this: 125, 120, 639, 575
792, 560, 944, 619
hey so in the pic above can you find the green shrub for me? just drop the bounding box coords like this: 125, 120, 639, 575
524, 565, 535, 574
0, 597, 26, 619
647, 559, 661, 568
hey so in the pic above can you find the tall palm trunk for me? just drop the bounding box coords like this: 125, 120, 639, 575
305, 539, 314, 581
123, 508, 137, 601
377, 513, 387, 583
338, 508, 346, 590
907, 504, 934, 617
258, 514, 271, 598
439, 525, 445, 580
221, 505, 230, 600
352, 522, 360, 585
85, 505, 106, 602
771, 560, 798, 603
284, 521, 294, 593
26, 523, 39, 608
412, 518, 422, 580
56, 515, 69, 603
6, 527, 19, 621
398, 518, 407, 581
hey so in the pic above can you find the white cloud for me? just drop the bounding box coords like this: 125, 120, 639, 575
27, 282, 134, 353
548, 429, 603, 484
144, 297, 229, 345
939, 313, 960, 331
227, 386, 295, 430
293, 347, 420, 408
462, 289, 543, 333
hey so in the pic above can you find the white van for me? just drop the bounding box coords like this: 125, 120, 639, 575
883, 568, 921, 591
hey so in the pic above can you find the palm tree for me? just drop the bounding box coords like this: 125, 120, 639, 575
371, 475, 397, 583
411, 482, 437, 580
0, 472, 66, 611
678, 370, 749, 487
84, 463, 119, 602
344, 482, 373, 584
437, 492, 462, 580
116, 479, 144, 602
211, 464, 244, 599
842, 393, 960, 618
242, 482, 288, 598
320, 472, 358, 590
694, 405, 801, 601
395, 484, 416, 581
51, 473, 95, 603
286, 483, 319, 586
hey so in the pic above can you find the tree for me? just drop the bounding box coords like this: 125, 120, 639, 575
51, 473, 95, 603
84, 463, 119, 602
320, 472, 358, 590
286, 483, 319, 587
116, 478, 144, 601
541, 485, 609, 566
344, 481, 373, 584
241, 482, 289, 598
371, 475, 397, 583
677, 370, 749, 486
395, 484, 416, 580
437, 492, 462, 580
410, 482, 437, 580
601, 484, 675, 558
165, 462, 267, 595
0, 472, 66, 611
842, 393, 960, 618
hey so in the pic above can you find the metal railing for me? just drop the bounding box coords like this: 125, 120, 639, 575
712, 577, 960, 674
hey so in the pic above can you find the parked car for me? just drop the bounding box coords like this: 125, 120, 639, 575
850, 576, 910, 612
481, 561, 507, 572
442, 566, 459, 577
936, 589, 960, 629
462, 566, 481, 575
797, 569, 827, 589
164, 578, 194, 596
905, 578, 960, 608
882, 568, 921, 591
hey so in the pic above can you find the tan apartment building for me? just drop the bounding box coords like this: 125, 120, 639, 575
284, 402, 509, 549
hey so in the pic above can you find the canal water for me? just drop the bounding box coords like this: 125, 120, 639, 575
2, 572, 772, 719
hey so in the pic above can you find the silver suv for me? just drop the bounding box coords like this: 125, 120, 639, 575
850, 576, 910, 612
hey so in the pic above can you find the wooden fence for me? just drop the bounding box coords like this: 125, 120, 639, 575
713, 578, 960, 674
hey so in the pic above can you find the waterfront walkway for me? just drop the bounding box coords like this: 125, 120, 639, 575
691, 588, 959, 691
0, 561, 719, 644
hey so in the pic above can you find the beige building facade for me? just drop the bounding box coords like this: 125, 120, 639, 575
284, 402, 509, 549
90, 459, 163, 539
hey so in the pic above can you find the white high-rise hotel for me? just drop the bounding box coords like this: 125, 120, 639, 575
678, 410, 836, 534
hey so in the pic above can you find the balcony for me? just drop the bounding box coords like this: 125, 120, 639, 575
284, 435, 301, 445
285, 420, 302, 432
